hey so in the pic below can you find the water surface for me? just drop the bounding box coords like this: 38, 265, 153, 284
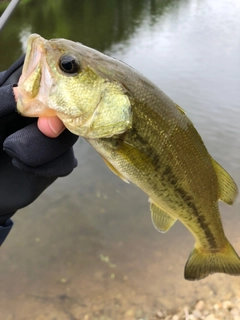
1, 0, 240, 319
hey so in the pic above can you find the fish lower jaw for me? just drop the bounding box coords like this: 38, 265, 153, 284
17, 96, 56, 117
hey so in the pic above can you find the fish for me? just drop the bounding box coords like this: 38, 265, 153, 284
17, 33, 239, 281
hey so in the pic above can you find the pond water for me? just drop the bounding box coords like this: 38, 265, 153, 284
1, 0, 240, 319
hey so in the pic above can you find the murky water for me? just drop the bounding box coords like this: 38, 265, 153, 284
1, 0, 240, 319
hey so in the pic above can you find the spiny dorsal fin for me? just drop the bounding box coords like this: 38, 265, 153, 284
102, 157, 129, 183
149, 198, 176, 233
176, 104, 186, 114
211, 158, 238, 205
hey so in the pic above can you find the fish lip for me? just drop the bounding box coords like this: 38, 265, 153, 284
19, 34, 46, 86
17, 34, 56, 117
17, 34, 46, 115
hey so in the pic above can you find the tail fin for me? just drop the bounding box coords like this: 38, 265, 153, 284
184, 241, 240, 281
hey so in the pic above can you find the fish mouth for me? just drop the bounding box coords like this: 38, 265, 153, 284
17, 34, 56, 117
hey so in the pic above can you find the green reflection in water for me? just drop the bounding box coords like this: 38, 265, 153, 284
0, 0, 177, 69
0, 0, 240, 318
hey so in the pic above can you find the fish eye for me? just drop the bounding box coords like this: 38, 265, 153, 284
59, 54, 80, 74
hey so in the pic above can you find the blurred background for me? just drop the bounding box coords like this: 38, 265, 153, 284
0, 0, 240, 319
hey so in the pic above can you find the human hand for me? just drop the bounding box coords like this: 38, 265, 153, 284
0, 55, 78, 179
0, 55, 79, 245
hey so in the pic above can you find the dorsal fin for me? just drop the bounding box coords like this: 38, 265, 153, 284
211, 158, 238, 205
176, 104, 186, 114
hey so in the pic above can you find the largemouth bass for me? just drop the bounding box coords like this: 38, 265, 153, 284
17, 34, 239, 281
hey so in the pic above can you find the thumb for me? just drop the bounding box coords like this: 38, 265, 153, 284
37, 117, 65, 138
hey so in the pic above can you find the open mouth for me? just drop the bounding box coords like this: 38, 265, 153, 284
18, 34, 45, 91
17, 34, 56, 117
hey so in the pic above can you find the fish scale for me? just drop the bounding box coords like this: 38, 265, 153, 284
17, 33, 239, 281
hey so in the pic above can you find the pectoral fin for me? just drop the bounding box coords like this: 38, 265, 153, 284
211, 158, 238, 205
149, 199, 176, 233
102, 157, 129, 183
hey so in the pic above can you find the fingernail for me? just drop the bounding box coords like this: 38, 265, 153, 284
48, 117, 65, 135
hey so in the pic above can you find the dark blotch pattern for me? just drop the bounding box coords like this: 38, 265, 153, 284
162, 165, 217, 249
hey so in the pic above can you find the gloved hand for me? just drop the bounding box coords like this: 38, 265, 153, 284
0, 55, 79, 245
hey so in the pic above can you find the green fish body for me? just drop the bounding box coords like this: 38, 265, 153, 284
17, 34, 239, 280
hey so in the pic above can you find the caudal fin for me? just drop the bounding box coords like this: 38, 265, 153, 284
184, 241, 240, 281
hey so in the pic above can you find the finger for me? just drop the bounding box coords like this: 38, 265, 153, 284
37, 117, 65, 138
3, 122, 78, 166
12, 148, 77, 177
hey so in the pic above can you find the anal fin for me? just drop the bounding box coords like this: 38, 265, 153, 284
211, 158, 238, 205
149, 198, 176, 233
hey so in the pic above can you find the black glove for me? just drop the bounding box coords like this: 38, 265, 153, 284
0, 56, 79, 245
